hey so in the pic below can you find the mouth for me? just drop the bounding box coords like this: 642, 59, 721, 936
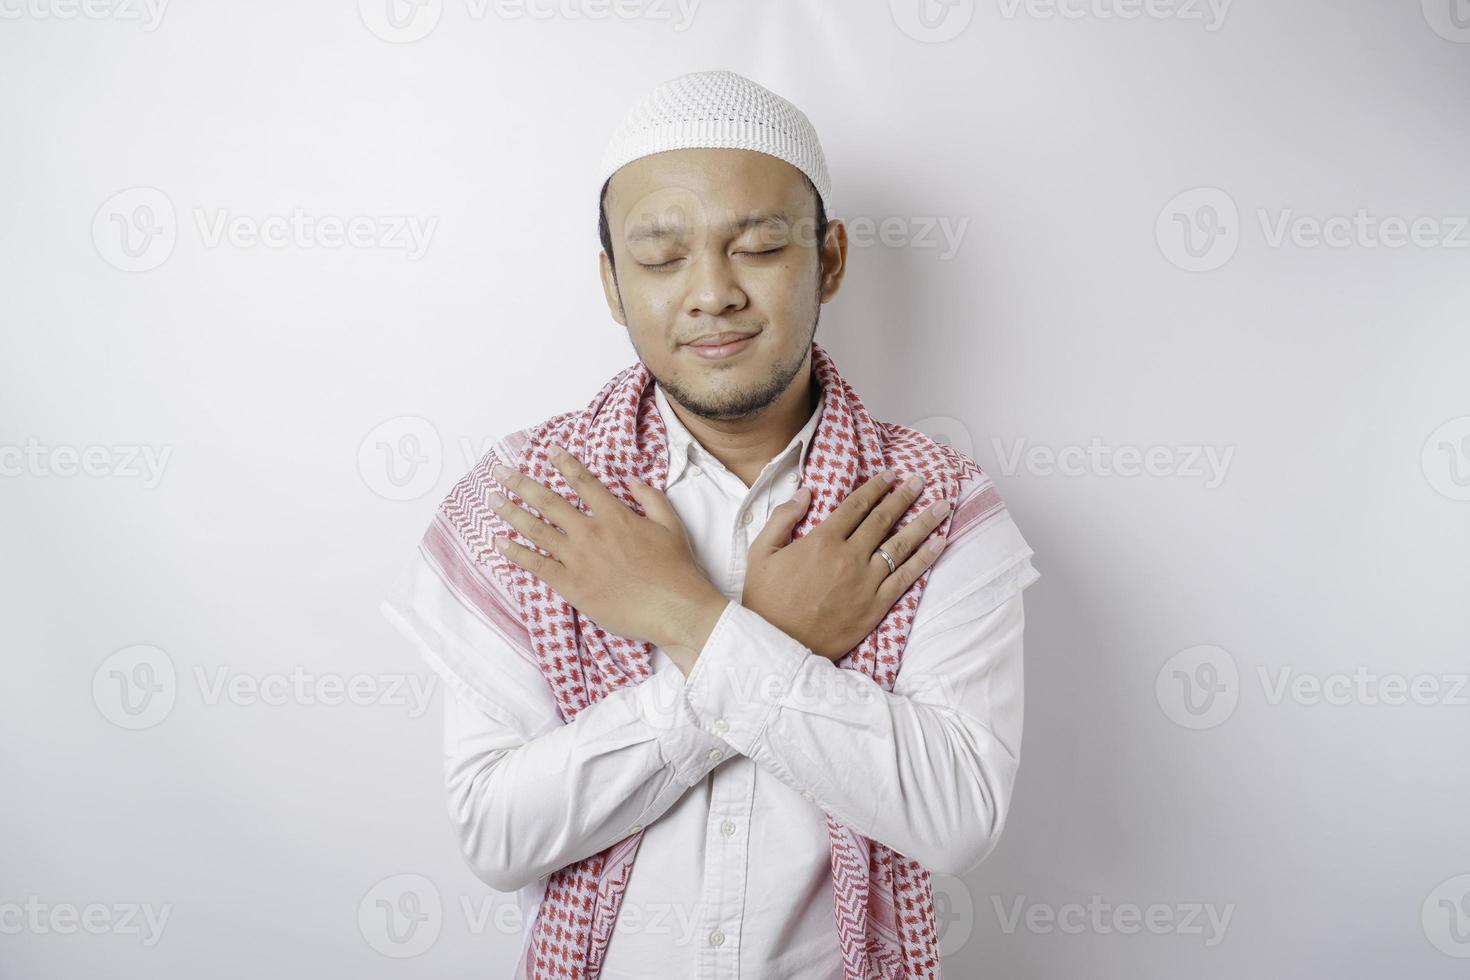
682, 331, 758, 361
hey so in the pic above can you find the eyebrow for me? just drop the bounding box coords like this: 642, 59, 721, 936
625, 209, 793, 244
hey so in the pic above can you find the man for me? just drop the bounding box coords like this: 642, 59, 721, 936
382, 70, 1038, 980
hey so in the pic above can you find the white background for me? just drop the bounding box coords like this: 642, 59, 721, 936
3, 0, 1469, 977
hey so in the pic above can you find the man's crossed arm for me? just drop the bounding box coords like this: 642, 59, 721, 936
384, 443, 1034, 892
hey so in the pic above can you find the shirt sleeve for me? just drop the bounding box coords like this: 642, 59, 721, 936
382, 548, 732, 894
681, 556, 1034, 879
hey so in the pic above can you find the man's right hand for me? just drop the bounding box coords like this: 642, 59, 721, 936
740, 469, 952, 662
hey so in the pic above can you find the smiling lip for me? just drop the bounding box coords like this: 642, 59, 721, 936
684, 332, 758, 360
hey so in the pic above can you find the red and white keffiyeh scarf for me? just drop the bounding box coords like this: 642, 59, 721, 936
435, 340, 983, 979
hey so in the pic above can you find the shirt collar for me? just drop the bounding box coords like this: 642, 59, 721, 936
654, 380, 825, 490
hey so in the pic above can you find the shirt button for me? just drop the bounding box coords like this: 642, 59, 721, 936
740, 511, 753, 526
801, 790, 815, 802
709, 929, 725, 947
712, 718, 729, 735
630, 824, 643, 834
708, 748, 724, 763
720, 819, 737, 837
689, 465, 701, 477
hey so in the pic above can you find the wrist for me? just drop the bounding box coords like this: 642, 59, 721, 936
663, 585, 729, 667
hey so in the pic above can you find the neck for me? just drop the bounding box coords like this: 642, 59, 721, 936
660, 354, 820, 489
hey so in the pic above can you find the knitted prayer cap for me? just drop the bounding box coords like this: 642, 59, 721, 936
596, 69, 832, 214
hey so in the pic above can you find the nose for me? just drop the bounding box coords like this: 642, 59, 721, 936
685, 247, 747, 318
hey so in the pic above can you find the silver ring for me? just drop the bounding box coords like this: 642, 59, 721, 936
875, 546, 896, 575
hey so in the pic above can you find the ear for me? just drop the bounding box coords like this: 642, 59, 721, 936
599, 250, 627, 326
818, 218, 848, 303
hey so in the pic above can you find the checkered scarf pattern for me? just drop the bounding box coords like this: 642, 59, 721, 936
440, 341, 964, 978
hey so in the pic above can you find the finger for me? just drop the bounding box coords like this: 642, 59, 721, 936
493, 532, 566, 588
488, 489, 565, 557
495, 458, 586, 530
550, 445, 627, 518
874, 531, 948, 608
750, 486, 811, 555
866, 496, 951, 580
816, 468, 898, 540
849, 473, 925, 553
626, 476, 681, 530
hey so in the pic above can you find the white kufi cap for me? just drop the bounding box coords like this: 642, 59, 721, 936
596, 69, 832, 214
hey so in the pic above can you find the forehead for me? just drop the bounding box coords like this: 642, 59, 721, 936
606, 147, 812, 230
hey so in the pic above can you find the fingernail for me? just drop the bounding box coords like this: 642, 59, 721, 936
492, 463, 510, 481
488, 491, 506, 507
927, 534, 948, 556
905, 475, 923, 491
929, 499, 951, 518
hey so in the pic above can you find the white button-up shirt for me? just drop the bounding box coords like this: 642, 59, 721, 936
383, 380, 1039, 980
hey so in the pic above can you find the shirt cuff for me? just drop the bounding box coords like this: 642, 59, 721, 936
629, 658, 736, 786
683, 601, 809, 757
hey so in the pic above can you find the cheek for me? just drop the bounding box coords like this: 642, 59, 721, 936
749, 259, 815, 305
619, 275, 678, 311
620, 291, 681, 335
